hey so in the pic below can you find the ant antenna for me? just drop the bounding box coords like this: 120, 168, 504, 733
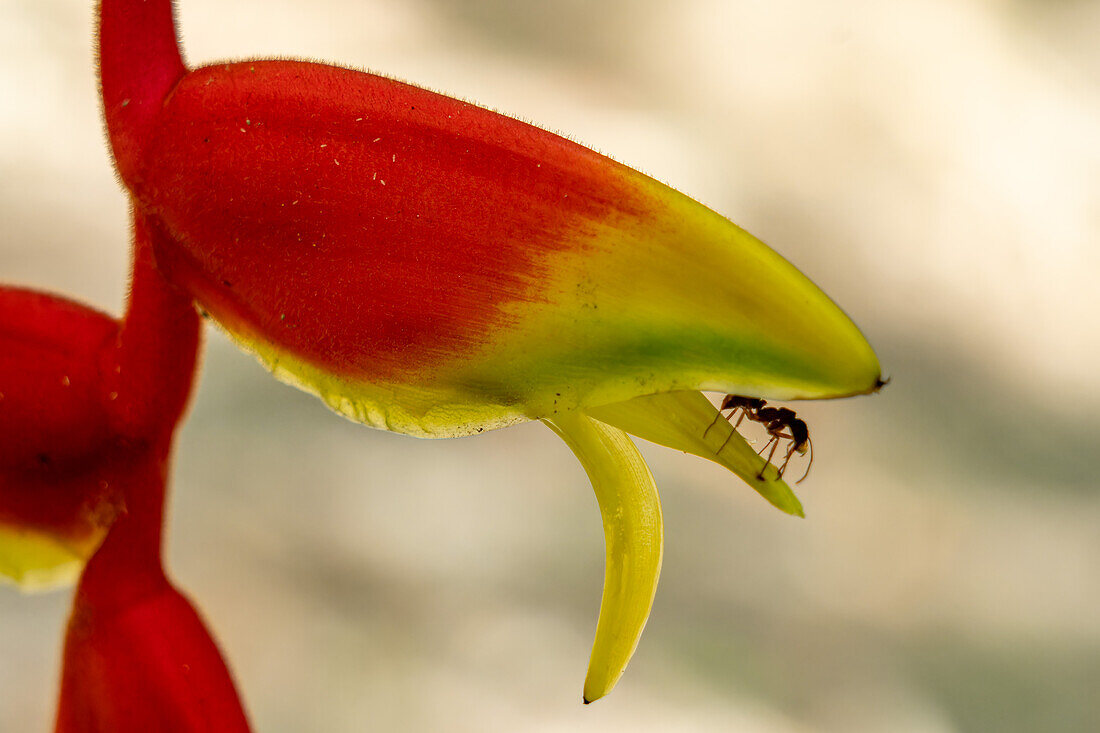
795, 437, 813, 484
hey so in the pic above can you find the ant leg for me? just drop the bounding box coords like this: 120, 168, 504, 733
716, 420, 740, 454
795, 437, 814, 484
776, 443, 796, 479
757, 436, 777, 456
733, 409, 748, 429
756, 438, 780, 480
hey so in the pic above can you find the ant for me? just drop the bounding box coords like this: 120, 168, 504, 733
706, 394, 814, 484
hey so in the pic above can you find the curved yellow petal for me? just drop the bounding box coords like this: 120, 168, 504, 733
543, 411, 663, 703
589, 391, 804, 517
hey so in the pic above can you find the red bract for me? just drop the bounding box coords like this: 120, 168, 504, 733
56, 436, 249, 733
59, 577, 250, 733
144, 59, 641, 379
102, 3, 640, 386
0, 288, 115, 470
101, 0, 880, 440
0, 218, 251, 728
0, 289, 120, 586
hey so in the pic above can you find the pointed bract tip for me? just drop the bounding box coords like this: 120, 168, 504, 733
583, 696, 593, 705
873, 375, 891, 392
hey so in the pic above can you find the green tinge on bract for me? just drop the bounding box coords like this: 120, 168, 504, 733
472, 183, 882, 421
590, 391, 805, 517
543, 411, 663, 704
0, 522, 104, 592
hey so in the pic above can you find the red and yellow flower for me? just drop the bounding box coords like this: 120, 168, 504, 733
16, 0, 886, 707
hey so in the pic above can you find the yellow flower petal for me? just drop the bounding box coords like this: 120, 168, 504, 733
543, 411, 663, 703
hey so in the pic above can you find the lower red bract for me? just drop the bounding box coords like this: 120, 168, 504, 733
53, 440, 251, 732
0, 289, 115, 471
58, 561, 250, 732
139, 60, 650, 380
0, 288, 121, 543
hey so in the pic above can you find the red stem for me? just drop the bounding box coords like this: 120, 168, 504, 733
104, 209, 202, 443
73, 205, 201, 608
57, 438, 251, 732
55, 208, 249, 730
68, 443, 170, 611
98, 0, 187, 183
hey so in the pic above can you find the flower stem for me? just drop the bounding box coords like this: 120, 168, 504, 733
98, 0, 187, 182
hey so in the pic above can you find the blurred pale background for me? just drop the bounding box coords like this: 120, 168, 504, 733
2, 0, 1099, 731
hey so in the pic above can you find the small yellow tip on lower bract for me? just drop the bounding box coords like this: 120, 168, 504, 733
0, 523, 102, 592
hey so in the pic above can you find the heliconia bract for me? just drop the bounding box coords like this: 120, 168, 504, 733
1, 216, 252, 728
98, 0, 884, 703
0, 287, 120, 588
